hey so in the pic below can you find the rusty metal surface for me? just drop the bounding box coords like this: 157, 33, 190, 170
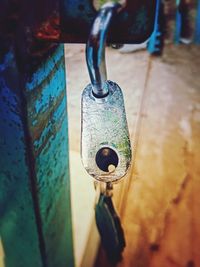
25, 44, 74, 267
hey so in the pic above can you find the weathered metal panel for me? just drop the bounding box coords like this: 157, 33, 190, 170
0, 43, 74, 267
25, 44, 74, 267
0, 1, 74, 266
0, 50, 43, 267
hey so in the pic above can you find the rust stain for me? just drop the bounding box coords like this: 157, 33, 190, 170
187, 260, 195, 267
149, 243, 160, 252
166, 256, 182, 266
35, 16, 60, 41
172, 174, 191, 205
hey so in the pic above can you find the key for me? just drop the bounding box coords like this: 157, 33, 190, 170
95, 183, 126, 263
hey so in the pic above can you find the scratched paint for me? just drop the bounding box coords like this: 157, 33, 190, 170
0, 50, 43, 267
25, 45, 74, 267
0, 44, 74, 267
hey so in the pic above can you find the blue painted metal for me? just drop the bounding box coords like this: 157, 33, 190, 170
174, 0, 182, 44
194, 0, 200, 44
0, 44, 74, 267
0, 49, 43, 267
0, 0, 75, 265
25, 44, 74, 267
147, 0, 162, 54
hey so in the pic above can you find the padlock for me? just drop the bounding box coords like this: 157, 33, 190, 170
81, 3, 132, 183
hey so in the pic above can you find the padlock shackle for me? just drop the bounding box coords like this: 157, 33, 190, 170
86, 3, 121, 98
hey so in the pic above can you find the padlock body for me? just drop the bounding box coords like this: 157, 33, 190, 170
81, 81, 132, 182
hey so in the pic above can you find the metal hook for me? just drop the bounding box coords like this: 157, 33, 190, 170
86, 2, 121, 98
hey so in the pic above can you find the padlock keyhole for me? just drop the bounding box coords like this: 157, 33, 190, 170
95, 147, 119, 172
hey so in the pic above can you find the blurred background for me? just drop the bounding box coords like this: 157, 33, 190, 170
66, 1, 200, 266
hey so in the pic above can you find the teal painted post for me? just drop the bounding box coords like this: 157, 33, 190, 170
0, 49, 44, 267
0, 44, 74, 267
25, 44, 74, 267
174, 0, 182, 44
147, 0, 163, 54
194, 0, 200, 44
